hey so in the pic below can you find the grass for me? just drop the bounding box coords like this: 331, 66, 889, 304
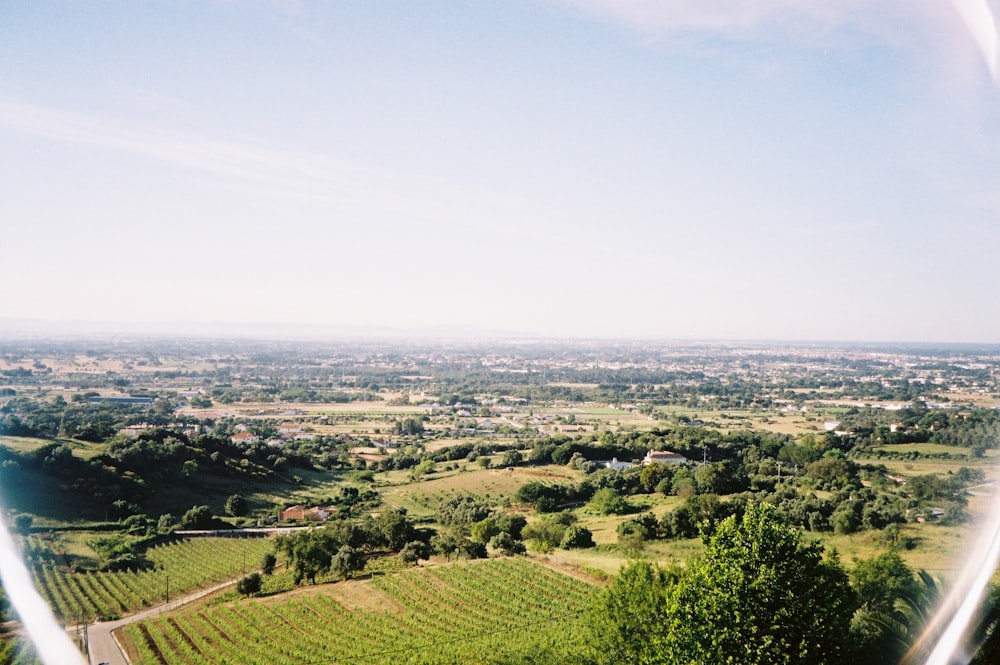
872, 442, 974, 456
871, 458, 994, 478
376, 464, 581, 520
0, 435, 105, 459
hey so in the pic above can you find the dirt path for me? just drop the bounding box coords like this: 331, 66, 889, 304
85, 579, 237, 665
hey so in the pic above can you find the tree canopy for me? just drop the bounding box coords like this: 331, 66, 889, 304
590, 502, 860, 665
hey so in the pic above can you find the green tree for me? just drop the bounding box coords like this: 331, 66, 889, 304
663, 503, 859, 664
157, 513, 176, 533
560, 524, 595, 549
181, 459, 199, 478
376, 508, 415, 550
588, 562, 677, 665
431, 530, 461, 562
280, 529, 340, 585
470, 517, 501, 544
399, 540, 431, 565
261, 552, 277, 576
489, 531, 526, 556
180, 505, 213, 530
331, 545, 365, 580
236, 572, 262, 596
225, 493, 249, 517
501, 450, 523, 467
850, 551, 920, 664
587, 487, 630, 515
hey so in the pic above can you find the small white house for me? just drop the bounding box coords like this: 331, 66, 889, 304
603, 457, 636, 471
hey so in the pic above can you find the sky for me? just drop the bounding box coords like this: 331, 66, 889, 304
2, 1, 1000, 343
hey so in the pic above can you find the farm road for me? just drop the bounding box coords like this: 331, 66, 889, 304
86, 579, 237, 665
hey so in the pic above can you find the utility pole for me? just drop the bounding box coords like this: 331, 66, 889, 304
777, 461, 782, 482
165, 575, 170, 607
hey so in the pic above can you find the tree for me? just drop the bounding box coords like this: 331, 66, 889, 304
225, 493, 249, 517
399, 540, 431, 565
236, 572, 262, 596
587, 487, 630, 515
850, 551, 921, 664
261, 552, 277, 576
376, 508, 415, 550
281, 529, 340, 584
157, 513, 176, 533
180, 505, 213, 530
663, 503, 859, 664
470, 517, 501, 544
331, 545, 365, 580
496, 513, 527, 540
501, 450, 523, 467
588, 562, 678, 665
489, 532, 526, 556
13, 514, 32, 536
559, 525, 594, 549
431, 530, 461, 562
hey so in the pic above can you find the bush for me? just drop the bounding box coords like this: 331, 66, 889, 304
490, 532, 527, 556
180, 505, 214, 530
587, 488, 631, 515
560, 525, 595, 549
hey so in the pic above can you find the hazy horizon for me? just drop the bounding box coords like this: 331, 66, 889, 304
3, 2, 1000, 343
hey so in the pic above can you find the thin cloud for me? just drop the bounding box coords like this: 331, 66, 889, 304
546, 0, 1000, 89
0, 99, 521, 230
0, 99, 607, 252
0, 99, 378, 200
547, 1, 945, 42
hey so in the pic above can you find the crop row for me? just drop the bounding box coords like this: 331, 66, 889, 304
32, 538, 275, 621
0, 637, 40, 665
122, 557, 596, 664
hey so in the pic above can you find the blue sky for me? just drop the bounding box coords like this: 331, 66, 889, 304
2, 1, 999, 342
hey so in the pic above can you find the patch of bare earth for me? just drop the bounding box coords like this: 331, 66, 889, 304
531, 555, 609, 586
258, 578, 402, 615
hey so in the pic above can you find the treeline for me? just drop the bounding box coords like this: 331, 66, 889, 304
0, 427, 322, 517
275, 495, 534, 586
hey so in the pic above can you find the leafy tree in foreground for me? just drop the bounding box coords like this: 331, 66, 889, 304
664, 502, 859, 664
590, 502, 860, 665
588, 561, 678, 665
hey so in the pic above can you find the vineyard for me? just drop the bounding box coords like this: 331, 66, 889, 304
28, 537, 276, 621
121, 557, 597, 664
0, 640, 38, 665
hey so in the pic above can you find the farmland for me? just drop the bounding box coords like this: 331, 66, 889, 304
28, 537, 276, 621
2, 337, 1000, 663
121, 557, 594, 664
